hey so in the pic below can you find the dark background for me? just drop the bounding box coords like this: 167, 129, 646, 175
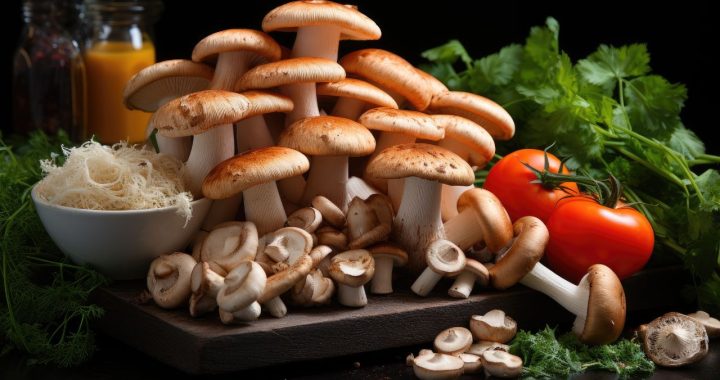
3, 0, 717, 152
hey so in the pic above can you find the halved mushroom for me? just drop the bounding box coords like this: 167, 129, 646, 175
369, 243, 407, 294
448, 259, 489, 299
146, 253, 197, 309
688, 311, 720, 338
189, 262, 226, 317
200, 221, 258, 273
412, 353, 464, 380
444, 188, 513, 252
411, 239, 466, 297
434, 327, 473, 356
329, 249, 375, 307
469, 310, 517, 344
216, 261, 267, 323
640, 312, 709, 367
481, 350, 523, 378
312, 195, 346, 228
286, 207, 323, 233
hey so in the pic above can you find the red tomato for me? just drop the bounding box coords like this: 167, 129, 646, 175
483, 149, 579, 223
545, 196, 654, 283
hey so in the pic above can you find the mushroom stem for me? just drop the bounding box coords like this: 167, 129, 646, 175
332, 97, 366, 120
444, 207, 484, 251
394, 177, 445, 272
243, 181, 287, 236
219, 301, 261, 323
210, 51, 251, 90
368, 132, 416, 164
282, 83, 321, 126
292, 25, 341, 61
302, 155, 349, 211
519, 262, 589, 319
337, 283, 368, 307
411, 267, 443, 296
347, 176, 380, 201
448, 271, 476, 299
263, 296, 288, 318
441, 184, 474, 222
235, 116, 275, 152
370, 255, 394, 294
367, 132, 416, 201
185, 125, 235, 197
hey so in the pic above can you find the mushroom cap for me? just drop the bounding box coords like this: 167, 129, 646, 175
359, 108, 444, 141
577, 264, 626, 345
458, 189, 514, 254
428, 91, 515, 140
415, 68, 449, 98
191, 29, 282, 64
460, 259, 489, 285
346, 195, 392, 249
426, 239, 467, 276
202, 147, 309, 199
146, 252, 197, 309
262, 0, 381, 41
466, 341, 510, 356
481, 350, 523, 378
413, 353, 464, 380
286, 207, 323, 233
235, 57, 345, 92
340, 49, 432, 110
489, 216, 546, 290
317, 78, 398, 109
469, 309, 517, 344
366, 143, 474, 186
316, 226, 348, 251
329, 249, 375, 286
279, 116, 376, 156
641, 312, 709, 367
200, 221, 259, 272
258, 253, 314, 303
434, 327, 473, 356
688, 311, 720, 338
369, 243, 408, 267
309, 245, 333, 268
241, 90, 294, 118
459, 353, 483, 374
152, 90, 250, 138
265, 227, 315, 267
312, 195, 346, 227
123, 59, 214, 112
432, 114, 495, 167
216, 261, 267, 312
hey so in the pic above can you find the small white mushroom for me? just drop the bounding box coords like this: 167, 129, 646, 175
688, 311, 720, 338
201, 221, 258, 272
189, 262, 226, 317
411, 239, 466, 297
481, 350, 523, 378
219, 301, 262, 325
216, 261, 267, 323
146, 253, 197, 309
264, 227, 314, 265
448, 259, 489, 299
469, 309, 517, 344
413, 353, 464, 380
368, 243, 407, 294
329, 249, 375, 307
434, 327, 473, 356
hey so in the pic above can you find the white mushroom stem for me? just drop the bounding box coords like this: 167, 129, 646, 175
263, 296, 288, 318
411, 268, 443, 297
332, 97, 367, 120
337, 284, 368, 307
236, 115, 275, 153
519, 262, 589, 325
302, 155, 349, 212
394, 177, 445, 272
371, 133, 417, 206
292, 25, 341, 61
282, 83, 321, 126
449, 271, 477, 299
444, 207, 483, 251
146, 105, 191, 162
185, 126, 235, 197
211, 51, 252, 90
441, 184, 474, 222
243, 181, 287, 236
219, 301, 261, 323
370, 256, 394, 294
347, 176, 380, 201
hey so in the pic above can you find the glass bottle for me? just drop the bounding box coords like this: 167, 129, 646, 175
83, 0, 163, 144
12, 0, 86, 141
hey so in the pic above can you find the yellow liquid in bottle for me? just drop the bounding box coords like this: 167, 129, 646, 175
85, 41, 155, 144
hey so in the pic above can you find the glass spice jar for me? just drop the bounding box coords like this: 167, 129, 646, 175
12, 0, 86, 141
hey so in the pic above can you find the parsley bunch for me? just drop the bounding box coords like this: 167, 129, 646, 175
422, 18, 720, 314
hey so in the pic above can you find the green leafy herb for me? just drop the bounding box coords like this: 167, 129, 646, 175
510, 326, 654, 379
0, 131, 107, 367
423, 18, 720, 314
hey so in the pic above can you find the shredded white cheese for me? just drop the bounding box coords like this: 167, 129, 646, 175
36, 140, 193, 223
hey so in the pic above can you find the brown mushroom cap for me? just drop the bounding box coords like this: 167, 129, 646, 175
366, 143, 474, 186
469, 309, 518, 344
312, 195, 346, 227
340, 49, 432, 110
432, 114, 496, 167
317, 78, 398, 109
489, 216, 546, 290
202, 147, 309, 199
428, 91, 515, 140
262, 1, 381, 41
235, 57, 345, 92
413, 353, 465, 380
458, 189, 514, 254
434, 327, 473, 356
191, 29, 282, 64
415, 68, 449, 98
279, 115, 376, 157
426, 239, 467, 276
151, 90, 251, 138
241, 90, 294, 118
359, 107, 444, 141
123, 59, 214, 112
329, 249, 375, 286
369, 243, 408, 267
578, 264, 626, 345
640, 312, 709, 367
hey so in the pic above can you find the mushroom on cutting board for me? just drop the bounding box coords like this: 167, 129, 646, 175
365, 144, 474, 273
481, 350, 523, 378
368, 243, 407, 295
434, 327, 473, 356
427, 91, 515, 141
490, 216, 626, 345
202, 147, 310, 236
444, 188, 513, 252
216, 260, 267, 323
639, 312, 709, 367
329, 249, 375, 307
200, 221, 258, 273
447, 259, 489, 299
123, 59, 213, 162
469, 309, 517, 343
411, 239, 466, 297
317, 78, 398, 120
688, 311, 720, 338
412, 353, 464, 380
278, 115, 375, 211
189, 262, 226, 317
146, 253, 197, 309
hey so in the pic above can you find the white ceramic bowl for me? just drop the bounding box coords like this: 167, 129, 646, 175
31, 186, 212, 280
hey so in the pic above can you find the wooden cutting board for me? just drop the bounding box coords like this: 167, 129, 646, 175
93, 266, 688, 374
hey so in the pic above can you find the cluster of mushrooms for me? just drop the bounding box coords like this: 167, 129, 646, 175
407, 309, 522, 379
129, 0, 626, 345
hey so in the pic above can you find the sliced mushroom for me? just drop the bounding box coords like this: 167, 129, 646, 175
347, 194, 393, 249
459, 353, 482, 374
286, 207, 323, 233
434, 327, 473, 356
189, 262, 226, 317
146, 253, 197, 309
200, 221, 258, 272
481, 350, 523, 378
448, 259, 489, 299
216, 261, 267, 323
469, 310, 517, 344
412, 353, 464, 380
411, 240, 466, 297
688, 311, 720, 338
369, 243, 407, 294
329, 249, 375, 307
640, 312, 709, 367
466, 341, 510, 356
